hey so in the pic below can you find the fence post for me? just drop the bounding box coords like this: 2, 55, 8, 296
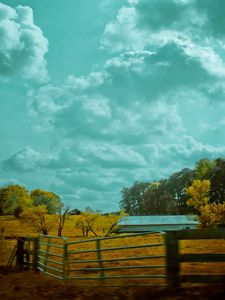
32, 238, 39, 270
63, 241, 68, 280
16, 237, 25, 269
165, 231, 180, 288
96, 239, 105, 283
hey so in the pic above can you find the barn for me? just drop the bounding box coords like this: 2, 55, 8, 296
118, 215, 199, 233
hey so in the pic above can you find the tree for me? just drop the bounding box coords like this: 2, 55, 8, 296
208, 158, 225, 204
31, 189, 62, 214
0, 185, 31, 216
20, 205, 54, 235
119, 158, 225, 217
57, 205, 70, 236
120, 182, 149, 215
103, 210, 127, 237
186, 179, 210, 211
186, 179, 225, 228
195, 158, 216, 180
75, 212, 99, 237
166, 168, 195, 214
142, 181, 177, 215
198, 203, 225, 228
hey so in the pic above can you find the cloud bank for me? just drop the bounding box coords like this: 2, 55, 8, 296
0, 2, 48, 81
2, 0, 225, 211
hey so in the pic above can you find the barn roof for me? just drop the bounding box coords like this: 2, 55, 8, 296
119, 215, 199, 225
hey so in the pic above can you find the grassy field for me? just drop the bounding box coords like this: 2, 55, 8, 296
1, 215, 225, 299
0, 214, 120, 238
1, 215, 225, 286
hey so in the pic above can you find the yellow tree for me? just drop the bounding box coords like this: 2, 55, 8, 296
186, 179, 225, 227
20, 205, 54, 235
1, 185, 31, 216
30, 189, 62, 214
186, 179, 210, 210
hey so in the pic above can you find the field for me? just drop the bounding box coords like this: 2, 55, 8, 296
1, 215, 225, 299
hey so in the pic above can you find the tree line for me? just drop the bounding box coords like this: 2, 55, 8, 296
120, 158, 225, 216
0, 185, 124, 237
0, 185, 62, 217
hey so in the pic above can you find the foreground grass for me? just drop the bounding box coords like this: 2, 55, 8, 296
2, 270, 225, 300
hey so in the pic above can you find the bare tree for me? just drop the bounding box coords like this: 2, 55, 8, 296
20, 205, 54, 235
104, 211, 126, 237
57, 206, 70, 236
75, 212, 98, 237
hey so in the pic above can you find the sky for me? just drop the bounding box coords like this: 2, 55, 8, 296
1, 0, 225, 212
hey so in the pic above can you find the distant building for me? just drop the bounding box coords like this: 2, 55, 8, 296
118, 215, 199, 233
69, 208, 81, 215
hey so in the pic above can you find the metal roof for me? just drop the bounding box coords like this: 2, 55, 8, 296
119, 215, 199, 225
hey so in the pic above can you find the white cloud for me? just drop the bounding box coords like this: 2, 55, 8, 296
0, 2, 48, 81
101, 6, 147, 52
66, 72, 107, 90
1, 146, 41, 172
3, 0, 225, 212
80, 143, 147, 169
176, 37, 225, 77
102, 0, 225, 80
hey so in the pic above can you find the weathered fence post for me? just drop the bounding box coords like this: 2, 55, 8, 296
96, 239, 105, 283
165, 231, 180, 288
32, 238, 39, 270
16, 237, 25, 269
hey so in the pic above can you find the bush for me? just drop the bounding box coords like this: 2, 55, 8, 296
13, 206, 23, 218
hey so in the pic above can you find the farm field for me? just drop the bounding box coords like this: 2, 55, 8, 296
1, 215, 225, 299
0, 214, 120, 238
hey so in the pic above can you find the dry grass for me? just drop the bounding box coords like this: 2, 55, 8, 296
1, 215, 225, 299
0, 214, 119, 238
1, 215, 225, 286
180, 239, 225, 276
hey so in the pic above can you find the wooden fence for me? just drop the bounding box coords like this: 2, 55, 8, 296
165, 228, 225, 287
0, 236, 38, 271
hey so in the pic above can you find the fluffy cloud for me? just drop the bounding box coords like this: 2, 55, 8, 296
3, 0, 225, 211
0, 2, 48, 81
1, 146, 80, 173
102, 0, 225, 79
1, 146, 41, 172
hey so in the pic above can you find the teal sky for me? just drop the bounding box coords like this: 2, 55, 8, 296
1, 0, 225, 211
